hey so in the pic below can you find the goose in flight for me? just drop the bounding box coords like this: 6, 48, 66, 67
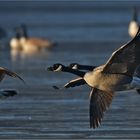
49, 63, 140, 94
128, 7, 139, 38
48, 27, 140, 128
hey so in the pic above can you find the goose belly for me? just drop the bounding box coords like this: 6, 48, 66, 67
10, 38, 21, 49
84, 71, 132, 91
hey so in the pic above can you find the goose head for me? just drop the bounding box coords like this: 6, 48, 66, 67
47, 63, 65, 72
68, 63, 79, 70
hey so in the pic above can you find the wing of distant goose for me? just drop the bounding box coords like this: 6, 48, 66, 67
0, 67, 25, 83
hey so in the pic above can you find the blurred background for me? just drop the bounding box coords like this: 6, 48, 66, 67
0, 1, 140, 139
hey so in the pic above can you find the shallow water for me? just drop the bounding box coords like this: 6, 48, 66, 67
0, 1, 140, 139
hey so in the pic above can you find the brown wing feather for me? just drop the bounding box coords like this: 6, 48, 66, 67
0, 67, 25, 83
89, 88, 113, 128
103, 27, 140, 76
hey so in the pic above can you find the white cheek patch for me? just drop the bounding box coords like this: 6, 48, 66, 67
54, 65, 62, 72
72, 65, 78, 70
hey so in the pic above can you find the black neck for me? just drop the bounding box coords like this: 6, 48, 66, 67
15, 28, 28, 39
79, 65, 96, 71
15, 32, 20, 39
63, 66, 85, 77
22, 28, 28, 38
20, 25, 28, 38
133, 8, 138, 21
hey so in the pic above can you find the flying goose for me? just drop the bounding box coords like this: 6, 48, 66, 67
49, 63, 140, 94
48, 63, 140, 91
128, 7, 139, 38
18, 24, 56, 52
48, 27, 140, 128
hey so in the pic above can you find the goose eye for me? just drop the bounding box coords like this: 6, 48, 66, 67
72, 64, 78, 70
69, 64, 75, 68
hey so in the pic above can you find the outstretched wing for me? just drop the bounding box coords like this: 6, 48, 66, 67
64, 77, 86, 88
0, 67, 25, 83
89, 88, 113, 128
103, 27, 140, 76
52, 77, 86, 90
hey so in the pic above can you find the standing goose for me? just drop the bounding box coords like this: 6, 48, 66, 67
18, 24, 56, 52
48, 27, 140, 128
128, 7, 139, 38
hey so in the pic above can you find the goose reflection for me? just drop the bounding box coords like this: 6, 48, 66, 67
10, 46, 51, 63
